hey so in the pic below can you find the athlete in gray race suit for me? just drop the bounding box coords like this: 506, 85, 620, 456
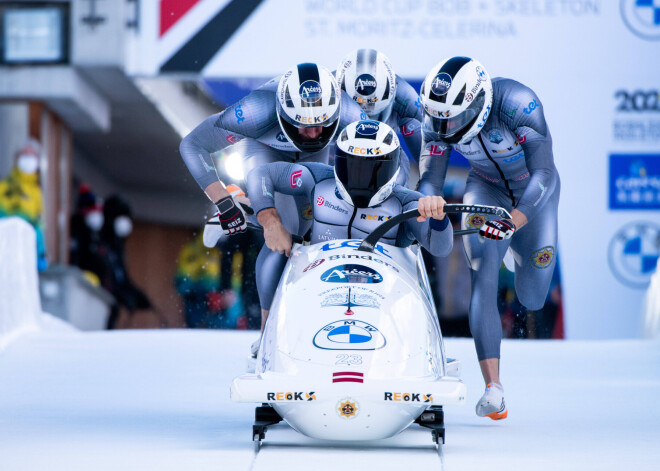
418, 57, 560, 419
247, 121, 452, 331
179, 64, 364, 327
336, 49, 424, 186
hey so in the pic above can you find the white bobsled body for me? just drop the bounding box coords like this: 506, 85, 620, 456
231, 240, 466, 441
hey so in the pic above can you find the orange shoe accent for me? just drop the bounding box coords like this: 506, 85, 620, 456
486, 409, 508, 420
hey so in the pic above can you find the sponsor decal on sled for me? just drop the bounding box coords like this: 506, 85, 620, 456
267, 392, 317, 401
384, 392, 433, 403
320, 239, 392, 258
303, 258, 325, 272
337, 398, 359, 419
313, 319, 386, 350
320, 264, 383, 284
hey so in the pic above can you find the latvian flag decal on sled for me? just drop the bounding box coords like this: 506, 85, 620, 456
333, 372, 364, 383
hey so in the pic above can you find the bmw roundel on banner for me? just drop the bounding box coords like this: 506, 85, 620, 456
320, 264, 383, 284
313, 320, 386, 350
608, 221, 660, 289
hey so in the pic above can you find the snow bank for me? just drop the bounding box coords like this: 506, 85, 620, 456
0, 217, 74, 349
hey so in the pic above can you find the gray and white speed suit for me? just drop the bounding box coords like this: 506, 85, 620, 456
179, 78, 364, 310
247, 162, 453, 304
379, 75, 424, 185
418, 78, 560, 361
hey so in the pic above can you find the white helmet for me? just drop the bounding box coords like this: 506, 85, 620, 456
334, 120, 400, 208
276, 63, 341, 153
336, 49, 396, 122
420, 57, 493, 145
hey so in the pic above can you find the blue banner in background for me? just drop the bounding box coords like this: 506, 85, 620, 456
609, 154, 660, 210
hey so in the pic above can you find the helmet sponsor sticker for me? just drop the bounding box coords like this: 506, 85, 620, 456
299, 80, 323, 104
320, 264, 383, 283
355, 74, 377, 95
431, 73, 452, 96
355, 120, 380, 136
314, 319, 386, 350
346, 145, 381, 155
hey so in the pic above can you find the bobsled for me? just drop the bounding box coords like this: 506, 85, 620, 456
231, 206, 510, 444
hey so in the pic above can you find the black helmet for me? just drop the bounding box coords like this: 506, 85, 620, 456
334, 120, 400, 208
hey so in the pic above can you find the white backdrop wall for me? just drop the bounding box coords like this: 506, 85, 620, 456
130, 0, 660, 339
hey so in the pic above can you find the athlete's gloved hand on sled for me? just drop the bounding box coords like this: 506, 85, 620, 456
478, 219, 515, 241
203, 185, 253, 248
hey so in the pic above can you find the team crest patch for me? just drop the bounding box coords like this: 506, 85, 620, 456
531, 246, 554, 269
465, 213, 486, 229
337, 398, 359, 419
301, 204, 313, 220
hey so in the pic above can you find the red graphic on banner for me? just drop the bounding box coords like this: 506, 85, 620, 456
160, 0, 200, 37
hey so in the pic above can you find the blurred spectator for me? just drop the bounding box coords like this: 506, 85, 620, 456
97, 195, 159, 329
0, 138, 47, 270
69, 184, 105, 285
175, 229, 262, 329
175, 232, 223, 328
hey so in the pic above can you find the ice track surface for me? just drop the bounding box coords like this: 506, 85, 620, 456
1, 330, 659, 471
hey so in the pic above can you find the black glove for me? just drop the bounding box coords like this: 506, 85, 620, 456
215, 196, 247, 235
479, 219, 515, 241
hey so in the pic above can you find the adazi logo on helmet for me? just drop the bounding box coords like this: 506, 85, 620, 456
431, 73, 452, 96
355, 74, 377, 95
355, 121, 380, 136
299, 80, 323, 104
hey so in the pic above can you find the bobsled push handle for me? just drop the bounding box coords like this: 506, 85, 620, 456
357, 204, 512, 253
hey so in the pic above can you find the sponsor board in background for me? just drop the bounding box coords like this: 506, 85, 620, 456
608, 221, 660, 289
612, 89, 660, 143
609, 154, 660, 210
620, 0, 660, 41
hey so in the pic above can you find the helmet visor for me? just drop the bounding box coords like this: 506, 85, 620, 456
335, 149, 400, 207
424, 89, 486, 138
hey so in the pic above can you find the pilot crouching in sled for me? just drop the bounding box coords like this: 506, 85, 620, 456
246, 120, 453, 337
